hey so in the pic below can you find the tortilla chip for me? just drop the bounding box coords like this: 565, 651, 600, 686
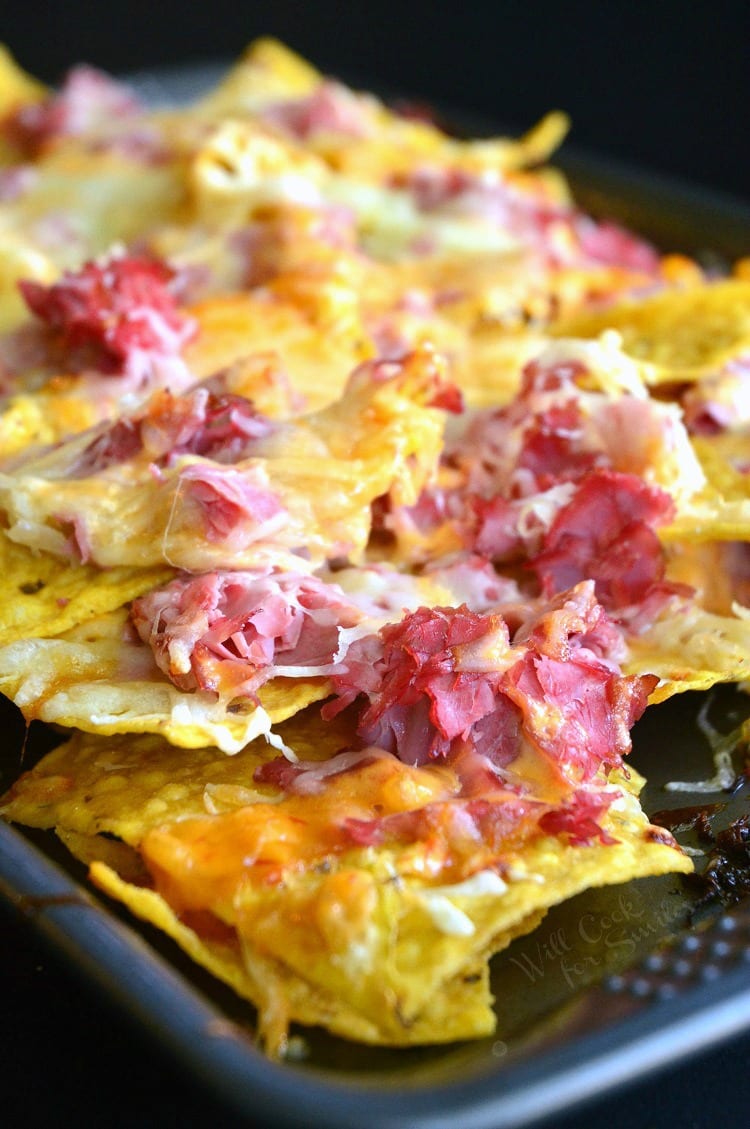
194, 37, 568, 183
0, 46, 46, 168
653, 432, 750, 543
0, 708, 358, 839
0, 391, 100, 462
49, 783, 693, 1050
550, 279, 750, 381
625, 604, 750, 702
184, 292, 372, 412
0, 533, 173, 646
57, 827, 147, 882
1, 718, 689, 1049
0, 347, 446, 573
0, 608, 329, 754
215, 781, 687, 1043
0, 46, 45, 116
89, 860, 500, 1052
193, 37, 321, 120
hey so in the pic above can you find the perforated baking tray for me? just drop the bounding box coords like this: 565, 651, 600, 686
2, 67, 750, 1128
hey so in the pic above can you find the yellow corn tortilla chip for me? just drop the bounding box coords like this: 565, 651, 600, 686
0, 532, 173, 646
184, 292, 372, 412
0, 45, 45, 117
0, 46, 46, 168
90, 860, 501, 1052
0, 347, 446, 573
655, 433, 750, 543
0, 608, 329, 754
195, 37, 568, 182
193, 37, 321, 119
158, 781, 687, 1044
57, 827, 147, 883
625, 604, 750, 702
550, 279, 750, 381
0, 391, 101, 463
0, 708, 358, 841
1, 718, 689, 1049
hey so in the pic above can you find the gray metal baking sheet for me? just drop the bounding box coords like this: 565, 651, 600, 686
3, 64, 750, 1129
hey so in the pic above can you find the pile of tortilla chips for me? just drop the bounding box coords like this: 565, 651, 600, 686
1, 38, 748, 1056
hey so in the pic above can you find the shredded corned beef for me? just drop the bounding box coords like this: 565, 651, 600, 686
143, 388, 275, 464
4, 66, 142, 156
55, 511, 94, 564
69, 418, 144, 478
516, 402, 605, 490
502, 649, 653, 780
381, 357, 603, 562
520, 356, 588, 398
453, 358, 596, 500
513, 580, 627, 666
131, 568, 364, 698
469, 495, 524, 561
19, 252, 196, 377
253, 755, 306, 792
253, 741, 624, 855
69, 386, 275, 478
527, 468, 677, 614
382, 352, 694, 642
253, 740, 511, 803
254, 747, 388, 794
324, 603, 510, 762
572, 215, 661, 274
427, 381, 465, 414
178, 464, 286, 546
252, 745, 623, 862
254, 585, 640, 851
324, 588, 652, 783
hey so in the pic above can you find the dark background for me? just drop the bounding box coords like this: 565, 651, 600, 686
2, 2, 750, 1126
2, 0, 750, 199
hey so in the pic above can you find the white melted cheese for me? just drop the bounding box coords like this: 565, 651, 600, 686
419, 869, 508, 937
191, 119, 523, 262
325, 175, 522, 261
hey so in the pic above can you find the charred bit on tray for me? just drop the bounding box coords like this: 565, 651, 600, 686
688, 814, 750, 908
650, 803, 726, 838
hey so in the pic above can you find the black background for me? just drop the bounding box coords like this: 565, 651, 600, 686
2, 0, 749, 198
2, 2, 750, 1126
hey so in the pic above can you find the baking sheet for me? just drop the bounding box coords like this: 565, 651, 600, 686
4, 690, 750, 1129
3, 65, 750, 1127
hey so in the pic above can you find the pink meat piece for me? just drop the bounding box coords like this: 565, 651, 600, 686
131, 568, 363, 697
19, 253, 196, 377
5, 66, 142, 156
325, 588, 653, 781
527, 468, 676, 613
68, 387, 275, 477
178, 464, 285, 546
